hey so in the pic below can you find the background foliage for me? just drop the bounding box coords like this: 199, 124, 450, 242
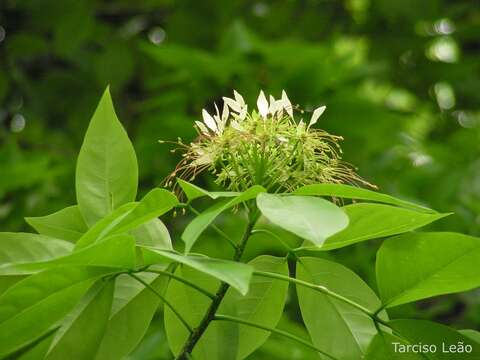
1, 0, 479, 358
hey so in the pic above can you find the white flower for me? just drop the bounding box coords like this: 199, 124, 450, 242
268, 95, 285, 118
258, 90, 295, 119
223, 90, 248, 121
223, 97, 241, 113
221, 102, 229, 122
202, 109, 218, 133
198, 102, 231, 135
257, 90, 269, 118
195, 121, 209, 135
233, 90, 245, 107
281, 90, 293, 119
213, 103, 228, 134
196, 90, 326, 136
308, 106, 326, 128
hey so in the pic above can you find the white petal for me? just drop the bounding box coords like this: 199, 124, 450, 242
223, 97, 241, 113
268, 95, 276, 114
233, 90, 245, 106
195, 121, 209, 135
238, 106, 248, 120
275, 100, 284, 117
221, 103, 229, 122
257, 90, 269, 118
213, 103, 224, 132
215, 116, 225, 133
309, 106, 326, 128
202, 109, 217, 132
281, 90, 293, 118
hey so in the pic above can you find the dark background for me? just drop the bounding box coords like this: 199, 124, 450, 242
1, 0, 479, 358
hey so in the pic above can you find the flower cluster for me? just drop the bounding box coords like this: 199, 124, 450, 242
166, 90, 372, 193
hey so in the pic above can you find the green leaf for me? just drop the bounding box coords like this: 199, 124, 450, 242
296, 257, 386, 360
76, 87, 138, 226
110, 188, 178, 234
460, 330, 480, 344
389, 319, 480, 359
221, 256, 289, 359
164, 266, 218, 359
131, 219, 172, 249
0, 232, 73, 265
0, 275, 24, 297
364, 332, 424, 360
182, 185, 265, 253
0, 266, 115, 357
294, 183, 434, 213
257, 194, 348, 246
45, 279, 115, 360
16, 332, 55, 360
165, 256, 289, 360
75, 203, 136, 250
142, 248, 253, 295
248, 315, 319, 360
14, 234, 134, 274
75, 189, 176, 250
25, 205, 88, 242
303, 203, 448, 251
0, 234, 136, 275
95, 273, 170, 360
177, 178, 238, 202
377, 232, 480, 308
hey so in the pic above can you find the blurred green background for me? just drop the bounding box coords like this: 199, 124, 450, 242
1, 0, 479, 358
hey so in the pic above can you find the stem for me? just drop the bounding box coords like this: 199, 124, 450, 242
175, 214, 257, 360
128, 273, 193, 333
144, 269, 215, 300
214, 315, 339, 360
253, 270, 389, 327
188, 205, 238, 250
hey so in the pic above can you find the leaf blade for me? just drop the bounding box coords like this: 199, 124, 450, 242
377, 232, 480, 308
94, 272, 170, 360
76, 87, 138, 226
45, 279, 115, 360
257, 194, 348, 246
181, 185, 265, 252
141, 248, 253, 295
164, 256, 289, 360
25, 205, 88, 242
297, 257, 386, 360
389, 319, 480, 359
0, 266, 116, 358
177, 178, 238, 202
294, 183, 434, 213
0, 232, 73, 265
306, 203, 448, 251
0, 234, 136, 275
111, 188, 178, 234
75, 202, 137, 250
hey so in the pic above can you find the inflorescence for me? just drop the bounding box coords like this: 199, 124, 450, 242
164, 90, 373, 193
